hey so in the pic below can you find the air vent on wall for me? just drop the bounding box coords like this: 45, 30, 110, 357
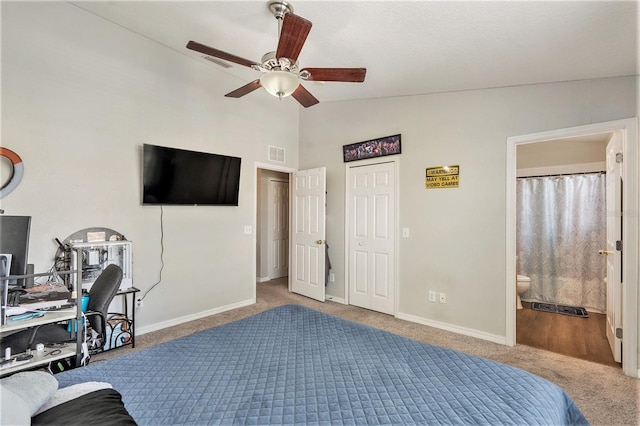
268, 145, 285, 163
202, 55, 232, 68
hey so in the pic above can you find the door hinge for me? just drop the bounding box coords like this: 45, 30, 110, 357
616, 240, 622, 251
615, 152, 623, 163
616, 328, 623, 339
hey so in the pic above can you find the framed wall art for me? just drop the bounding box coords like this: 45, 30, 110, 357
343, 134, 401, 162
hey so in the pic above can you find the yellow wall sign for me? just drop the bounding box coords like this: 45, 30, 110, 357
426, 165, 459, 189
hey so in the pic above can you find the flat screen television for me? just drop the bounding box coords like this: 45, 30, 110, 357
0, 215, 31, 287
143, 144, 241, 206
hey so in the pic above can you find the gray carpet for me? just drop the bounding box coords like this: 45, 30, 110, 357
93, 278, 638, 425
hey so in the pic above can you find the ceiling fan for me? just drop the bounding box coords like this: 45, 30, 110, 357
186, 0, 366, 108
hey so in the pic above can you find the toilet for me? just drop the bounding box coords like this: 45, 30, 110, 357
516, 275, 530, 309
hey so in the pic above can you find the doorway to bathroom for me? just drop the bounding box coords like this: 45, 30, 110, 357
515, 134, 614, 366
506, 119, 639, 378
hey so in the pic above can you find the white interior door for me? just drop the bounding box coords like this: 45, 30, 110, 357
268, 180, 289, 279
347, 161, 396, 315
290, 167, 326, 301
605, 133, 623, 363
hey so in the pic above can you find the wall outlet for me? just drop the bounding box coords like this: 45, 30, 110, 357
243, 225, 252, 235
329, 273, 335, 282
136, 298, 143, 308
439, 293, 447, 304
428, 290, 436, 302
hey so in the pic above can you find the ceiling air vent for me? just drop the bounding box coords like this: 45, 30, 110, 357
202, 55, 232, 69
268, 145, 285, 163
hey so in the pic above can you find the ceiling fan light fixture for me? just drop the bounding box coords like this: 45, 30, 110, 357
260, 70, 299, 99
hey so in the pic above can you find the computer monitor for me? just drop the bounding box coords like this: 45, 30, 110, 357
0, 215, 31, 287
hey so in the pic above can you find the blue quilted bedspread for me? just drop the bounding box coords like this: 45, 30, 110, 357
57, 305, 588, 425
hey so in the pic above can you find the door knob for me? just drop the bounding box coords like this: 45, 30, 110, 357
316, 240, 324, 245
599, 249, 615, 255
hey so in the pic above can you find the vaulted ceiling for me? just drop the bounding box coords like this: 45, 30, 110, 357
72, 1, 637, 104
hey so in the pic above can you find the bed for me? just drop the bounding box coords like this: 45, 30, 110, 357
54, 304, 587, 425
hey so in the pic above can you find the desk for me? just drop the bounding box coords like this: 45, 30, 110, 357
115, 286, 139, 349
0, 265, 84, 375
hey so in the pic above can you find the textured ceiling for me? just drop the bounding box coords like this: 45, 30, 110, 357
70, 1, 638, 104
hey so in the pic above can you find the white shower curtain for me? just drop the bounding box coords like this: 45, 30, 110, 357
516, 173, 606, 312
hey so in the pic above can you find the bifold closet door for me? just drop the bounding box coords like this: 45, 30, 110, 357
347, 161, 396, 315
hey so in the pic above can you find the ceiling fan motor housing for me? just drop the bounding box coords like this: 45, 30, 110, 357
268, 1, 293, 20
259, 51, 298, 73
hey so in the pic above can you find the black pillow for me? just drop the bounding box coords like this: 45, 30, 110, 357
32, 388, 136, 425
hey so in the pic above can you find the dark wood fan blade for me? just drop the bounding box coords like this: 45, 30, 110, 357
225, 80, 262, 98
275, 13, 312, 62
302, 68, 367, 82
186, 41, 259, 68
292, 85, 319, 108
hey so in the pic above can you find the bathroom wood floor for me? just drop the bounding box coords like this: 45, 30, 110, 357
516, 302, 620, 368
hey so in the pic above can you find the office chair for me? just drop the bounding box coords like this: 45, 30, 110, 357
1, 264, 123, 357
83, 264, 123, 348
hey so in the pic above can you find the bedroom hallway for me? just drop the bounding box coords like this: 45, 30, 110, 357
516, 302, 619, 368
91, 277, 637, 425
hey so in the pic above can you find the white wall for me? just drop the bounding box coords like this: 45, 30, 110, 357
517, 138, 607, 173
299, 76, 637, 338
1, 2, 299, 331
636, 76, 640, 375
517, 139, 607, 169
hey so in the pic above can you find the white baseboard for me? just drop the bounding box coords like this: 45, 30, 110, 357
136, 298, 255, 336
325, 295, 346, 304
396, 312, 507, 345
256, 276, 270, 283
136, 300, 505, 345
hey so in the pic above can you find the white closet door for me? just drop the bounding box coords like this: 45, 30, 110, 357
347, 161, 396, 315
